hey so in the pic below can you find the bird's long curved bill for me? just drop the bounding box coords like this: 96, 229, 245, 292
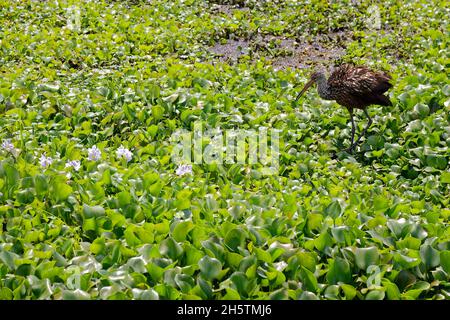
295, 80, 314, 103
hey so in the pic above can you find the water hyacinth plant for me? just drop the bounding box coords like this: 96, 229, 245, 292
0, 0, 448, 303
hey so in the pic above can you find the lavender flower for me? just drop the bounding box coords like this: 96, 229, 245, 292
116, 145, 132, 162
2, 139, 14, 152
87, 145, 101, 161
65, 160, 81, 171
176, 164, 193, 176
39, 153, 53, 168
2, 139, 19, 157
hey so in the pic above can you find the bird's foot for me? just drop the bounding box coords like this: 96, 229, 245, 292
344, 145, 355, 153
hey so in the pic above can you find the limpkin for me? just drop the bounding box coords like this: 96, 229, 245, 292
295, 64, 393, 152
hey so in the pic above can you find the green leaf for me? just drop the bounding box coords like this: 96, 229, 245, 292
413, 103, 429, 118
197, 278, 213, 299
172, 220, 194, 242
426, 155, 447, 170
365, 290, 385, 300
314, 232, 333, 252
0, 250, 18, 270
254, 247, 272, 263
387, 219, 409, 238
441, 172, 450, 184
439, 251, 450, 274
222, 288, 240, 300
82, 218, 97, 232
269, 288, 288, 300
185, 245, 204, 265
355, 247, 380, 270
340, 284, 357, 300
382, 279, 401, 300
393, 252, 421, 269
135, 289, 159, 300
4, 164, 19, 187
297, 252, 317, 272
419, 244, 440, 270
16, 188, 35, 204
147, 263, 164, 282
174, 197, 191, 210
34, 174, 48, 194
82, 204, 105, 218
159, 237, 183, 260
306, 213, 323, 232
373, 195, 389, 212
395, 270, 416, 291
226, 252, 244, 269
198, 255, 222, 280
124, 226, 142, 247
324, 200, 342, 218
402, 283, 430, 299
149, 181, 163, 196
174, 274, 195, 293
224, 228, 246, 252
396, 236, 421, 250
300, 266, 318, 292
299, 291, 319, 300
62, 289, 90, 300
324, 285, 340, 300
52, 181, 73, 202
230, 272, 249, 297
331, 226, 348, 243
117, 190, 132, 208
326, 257, 351, 284
0, 287, 13, 300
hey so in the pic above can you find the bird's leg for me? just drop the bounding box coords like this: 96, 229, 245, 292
354, 108, 373, 147
344, 109, 355, 152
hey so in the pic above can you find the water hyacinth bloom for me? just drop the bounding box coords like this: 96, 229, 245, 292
65, 160, 81, 171
116, 145, 132, 162
196, 100, 204, 110
174, 211, 185, 219
1, 139, 19, 156
274, 261, 288, 272
2, 139, 15, 152
39, 153, 53, 168
87, 145, 102, 161
111, 172, 123, 185
176, 164, 193, 176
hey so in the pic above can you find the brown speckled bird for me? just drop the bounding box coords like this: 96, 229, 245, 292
295, 64, 393, 152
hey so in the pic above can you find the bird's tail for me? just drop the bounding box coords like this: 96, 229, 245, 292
376, 94, 392, 107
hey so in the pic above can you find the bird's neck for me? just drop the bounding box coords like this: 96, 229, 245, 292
316, 74, 331, 100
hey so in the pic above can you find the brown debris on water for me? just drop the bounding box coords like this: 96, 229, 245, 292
211, 3, 249, 16
208, 30, 354, 70
268, 31, 353, 70
271, 42, 345, 71
210, 39, 250, 62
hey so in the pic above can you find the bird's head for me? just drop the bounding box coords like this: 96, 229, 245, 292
310, 69, 326, 82
295, 68, 326, 103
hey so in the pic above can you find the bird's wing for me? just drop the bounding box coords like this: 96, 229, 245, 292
328, 64, 392, 96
